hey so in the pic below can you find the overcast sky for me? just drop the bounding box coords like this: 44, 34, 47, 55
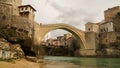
22, 0, 120, 39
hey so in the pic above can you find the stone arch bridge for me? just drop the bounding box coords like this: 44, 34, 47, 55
34, 23, 87, 49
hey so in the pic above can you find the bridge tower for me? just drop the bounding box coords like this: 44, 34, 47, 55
18, 5, 36, 37
18, 5, 36, 22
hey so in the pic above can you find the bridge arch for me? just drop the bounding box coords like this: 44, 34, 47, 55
35, 23, 86, 49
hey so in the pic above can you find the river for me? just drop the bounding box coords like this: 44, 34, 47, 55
44, 56, 120, 68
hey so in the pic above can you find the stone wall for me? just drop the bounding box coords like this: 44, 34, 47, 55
104, 6, 120, 21
112, 14, 120, 32
98, 32, 120, 56
99, 32, 118, 47
0, 15, 34, 44
0, 0, 22, 21
12, 0, 22, 16
0, 0, 12, 4
85, 32, 99, 50
0, 0, 36, 56
79, 49, 96, 56
33, 23, 41, 46
0, 1, 12, 25
11, 16, 32, 32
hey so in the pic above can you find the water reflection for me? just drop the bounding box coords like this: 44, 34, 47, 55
44, 56, 120, 68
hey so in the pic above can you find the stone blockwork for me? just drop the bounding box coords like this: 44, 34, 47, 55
85, 32, 99, 50
99, 32, 120, 47
34, 23, 86, 49
79, 49, 96, 56
104, 6, 120, 22
33, 23, 41, 46
0, 1, 12, 25
12, 0, 22, 16
33, 23, 87, 56
112, 14, 120, 32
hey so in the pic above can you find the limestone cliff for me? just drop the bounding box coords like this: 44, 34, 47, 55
0, 38, 24, 59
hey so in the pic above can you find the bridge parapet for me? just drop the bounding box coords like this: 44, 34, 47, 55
41, 23, 85, 36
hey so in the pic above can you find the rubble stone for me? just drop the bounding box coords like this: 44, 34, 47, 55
0, 38, 24, 59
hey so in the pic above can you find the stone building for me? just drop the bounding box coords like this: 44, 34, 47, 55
99, 21, 114, 33
18, 5, 36, 37
64, 33, 73, 39
85, 22, 100, 56
45, 37, 65, 46
45, 38, 54, 46
99, 6, 120, 45
85, 6, 120, 56
99, 6, 120, 33
85, 22, 99, 33
45, 33, 74, 47
0, 0, 36, 56
44, 33, 79, 56
104, 6, 120, 22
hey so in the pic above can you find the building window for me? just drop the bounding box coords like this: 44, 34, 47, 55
88, 28, 90, 31
107, 28, 108, 32
101, 29, 102, 32
21, 8, 24, 10
117, 36, 120, 40
2, 15, 6, 20
114, 27, 117, 32
117, 12, 120, 16
104, 28, 106, 32
25, 7, 27, 10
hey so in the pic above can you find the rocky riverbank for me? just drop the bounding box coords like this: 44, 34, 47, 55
0, 38, 24, 59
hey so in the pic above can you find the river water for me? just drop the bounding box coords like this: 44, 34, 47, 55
44, 56, 120, 68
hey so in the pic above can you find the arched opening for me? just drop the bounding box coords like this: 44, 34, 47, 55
40, 28, 84, 56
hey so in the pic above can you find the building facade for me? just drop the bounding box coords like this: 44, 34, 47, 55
85, 22, 99, 33
85, 6, 120, 56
